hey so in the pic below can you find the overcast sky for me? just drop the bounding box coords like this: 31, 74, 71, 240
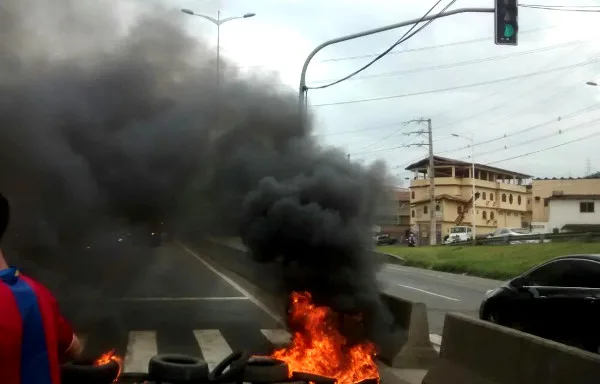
167, 0, 600, 184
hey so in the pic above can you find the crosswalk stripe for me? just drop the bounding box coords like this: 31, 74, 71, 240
260, 329, 291, 349
193, 329, 233, 372
124, 331, 158, 373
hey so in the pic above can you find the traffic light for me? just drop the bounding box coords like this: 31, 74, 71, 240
495, 0, 518, 46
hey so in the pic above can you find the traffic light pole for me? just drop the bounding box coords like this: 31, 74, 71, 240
298, 7, 495, 121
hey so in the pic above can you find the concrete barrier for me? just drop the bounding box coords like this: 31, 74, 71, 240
423, 313, 600, 384
379, 293, 439, 370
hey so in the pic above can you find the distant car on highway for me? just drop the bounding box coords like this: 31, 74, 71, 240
479, 254, 600, 353
374, 234, 397, 246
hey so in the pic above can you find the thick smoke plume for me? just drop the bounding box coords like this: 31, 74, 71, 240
0, 0, 393, 345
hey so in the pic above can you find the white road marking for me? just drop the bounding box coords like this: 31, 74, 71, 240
384, 265, 495, 290
194, 329, 233, 372
123, 331, 158, 373
261, 329, 292, 348
113, 297, 249, 302
177, 242, 283, 325
385, 265, 475, 285
396, 283, 461, 302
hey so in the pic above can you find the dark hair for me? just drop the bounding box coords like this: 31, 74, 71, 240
0, 193, 8, 242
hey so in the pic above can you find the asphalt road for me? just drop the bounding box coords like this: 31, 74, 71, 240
17, 241, 283, 372
205, 237, 502, 335
377, 264, 502, 334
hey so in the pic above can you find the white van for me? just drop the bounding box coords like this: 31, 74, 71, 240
445, 226, 473, 244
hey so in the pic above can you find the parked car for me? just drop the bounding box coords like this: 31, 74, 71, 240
444, 226, 473, 244
479, 254, 600, 353
487, 227, 549, 244
374, 234, 397, 246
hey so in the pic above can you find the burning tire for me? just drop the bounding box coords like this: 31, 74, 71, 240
61, 359, 121, 384
208, 350, 251, 383
243, 356, 289, 383
148, 354, 209, 383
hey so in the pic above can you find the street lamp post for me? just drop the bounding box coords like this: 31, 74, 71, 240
452, 133, 476, 245
181, 9, 256, 89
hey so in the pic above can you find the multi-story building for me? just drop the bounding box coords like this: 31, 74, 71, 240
374, 188, 411, 238
406, 156, 531, 244
528, 174, 600, 232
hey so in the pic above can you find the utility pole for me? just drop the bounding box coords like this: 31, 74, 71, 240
347, 153, 351, 161
404, 118, 436, 246
586, 158, 592, 176
427, 119, 436, 246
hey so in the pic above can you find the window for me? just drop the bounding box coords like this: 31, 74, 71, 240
526, 259, 600, 288
424, 206, 428, 214
544, 199, 549, 207
490, 193, 494, 201
509, 194, 513, 204
482, 211, 487, 220
411, 191, 415, 199
502, 194, 507, 202
435, 204, 440, 212
411, 210, 415, 218
457, 206, 462, 214
490, 211, 495, 220
526, 260, 578, 287
482, 192, 487, 200
518, 195, 522, 205
569, 260, 600, 288
580, 202, 595, 213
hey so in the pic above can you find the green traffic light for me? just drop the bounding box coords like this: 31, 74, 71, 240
504, 24, 515, 38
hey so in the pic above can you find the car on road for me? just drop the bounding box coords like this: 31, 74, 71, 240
479, 254, 600, 353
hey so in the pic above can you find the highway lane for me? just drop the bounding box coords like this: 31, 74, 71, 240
204, 237, 501, 335
377, 264, 502, 334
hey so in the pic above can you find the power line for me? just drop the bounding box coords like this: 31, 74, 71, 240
351, 121, 414, 152
520, 4, 600, 12
306, 0, 457, 90
235, 25, 558, 70
312, 57, 600, 107
520, 4, 600, 7
308, 40, 587, 86
312, 120, 410, 137
487, 131, 600, 165
433, 48, 600, 134
464, 115, 600, 160
437, 104, 600, 155
315, 25, 557, 64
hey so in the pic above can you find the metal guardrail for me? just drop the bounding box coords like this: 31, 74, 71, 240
445, 231, 600, 246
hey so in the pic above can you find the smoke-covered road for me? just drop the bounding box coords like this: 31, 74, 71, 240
54, 241, 282, 371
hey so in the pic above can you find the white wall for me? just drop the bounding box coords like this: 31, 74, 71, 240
548, 199, 600, 232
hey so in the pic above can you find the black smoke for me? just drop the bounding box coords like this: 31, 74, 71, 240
0, 0, 393, 345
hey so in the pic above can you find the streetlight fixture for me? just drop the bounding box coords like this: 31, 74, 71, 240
180, 9, 256, 87
586, 81, 598, 87
451, 133, 477, 245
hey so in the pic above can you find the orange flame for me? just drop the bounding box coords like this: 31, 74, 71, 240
272, 292, 379, 384
94, 349, 123, 382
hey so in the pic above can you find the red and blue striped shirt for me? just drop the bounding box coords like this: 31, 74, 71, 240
0, 267, 75, 384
